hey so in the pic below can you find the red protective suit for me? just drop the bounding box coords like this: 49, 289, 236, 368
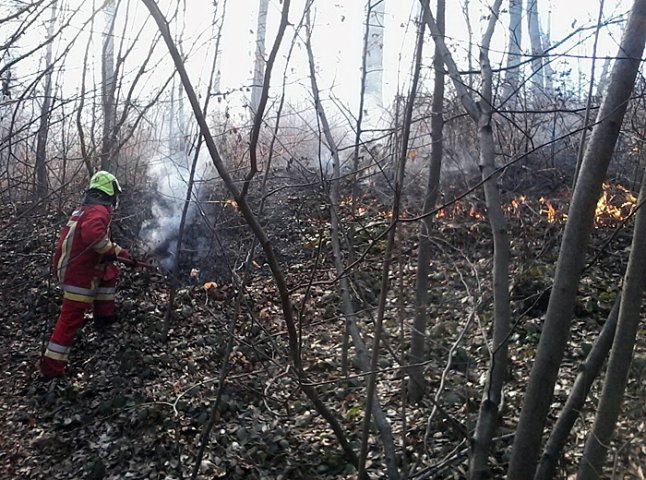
41, 201, 125, 378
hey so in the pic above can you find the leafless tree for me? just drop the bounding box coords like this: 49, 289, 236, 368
508, 1, 646, 477
501, 0, 522, 102
305, 3, 400, 478
141, 0, 360, 469
251, 0, 269, 115
34, 0, 57, 198
408, 0, 445, 404
419, 1, 511, 477
577, 172, 646, 478
101, 0, 117, 171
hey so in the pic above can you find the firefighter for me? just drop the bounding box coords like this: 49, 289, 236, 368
40, 171, 133, 378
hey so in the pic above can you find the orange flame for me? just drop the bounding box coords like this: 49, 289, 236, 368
225, 198, 239, 211
595, 183, 637, 226
469, 206, 486, 220
357, 206, 369, 216
538, 197, 567, 223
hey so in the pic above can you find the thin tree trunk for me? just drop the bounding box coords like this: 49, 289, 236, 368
467, 3, 510, 478
572, 0, 605, 189
344, 0, 375, 377
534, 298, 621, 480
502, 0, 522, 102
35, 0, 57, 199
526, 0, 545, 95
76, 0, 96, 176
251, 0, 269, 114
419, 2, 510, 477
242, 0, 290, 197
408, 0, 445, 404
462, 0, 474, 92
364, 0, 385, 124
304, 7, 399, 477
163, 4, 223, 340
101, 0, 117, 171
508, 2, 646, 477
357, 10, 425, 479
577, 167, 646, 478
141, 0, 358, 467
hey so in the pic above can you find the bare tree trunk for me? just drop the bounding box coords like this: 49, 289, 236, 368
534, 298, 620, 480
468, 4, 510, 479
526, 0, 545, 95
356, 9, 425, 479
572, 0, 605, 188
596, 57, 611, 99
344, 0, 375, 377
141, 0, 359, 467
462, 0, 474, 92
101, 0, 117, 171
507, 2, 646, 477
526, 0, 556, 95
76, 0, 96, 176
540, 14, 554, 93
242, 0, 290, 198
502, 0, 522, 102
364, 0, 385, 125
251, 0, 269, 114
419, 2, 510, 478
408, 0, 445, 405
577, 169, 646, 478
35, 0, 58, 199
304, 7, 400, 477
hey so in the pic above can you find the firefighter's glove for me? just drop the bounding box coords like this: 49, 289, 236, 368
117, 248, 136, 267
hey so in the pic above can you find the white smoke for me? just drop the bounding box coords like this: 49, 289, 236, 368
140, 136, 211, 272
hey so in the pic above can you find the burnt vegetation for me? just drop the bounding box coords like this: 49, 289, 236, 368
1, 157, 644, 478
1, 1, 646, 479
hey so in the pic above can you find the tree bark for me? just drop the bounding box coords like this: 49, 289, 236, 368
364, 0, 385, 125
141, 0, 359, 467
408, 0, 445, 405
572, 0, 605, 189
101, 0, 117, 171
526, 0, 545, 95
242, 0, 290, 198
577, 169, 646, 478
467, 3, 510, 478
502, 0, 522, 102
534, 298, 620, 480
251, 0, 269, 114
507, 1, 646, 477
357, 8, 425, 479
35, 0, 57, 199
418, 3, 510, 477
304, 7, 400, 478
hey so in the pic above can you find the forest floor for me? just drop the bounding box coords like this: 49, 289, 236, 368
0, 183, 644, 480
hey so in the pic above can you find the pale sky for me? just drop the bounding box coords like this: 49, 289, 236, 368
1, 0, 637, 123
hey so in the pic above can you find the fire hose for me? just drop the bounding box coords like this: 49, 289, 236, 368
116, 256, 158, 270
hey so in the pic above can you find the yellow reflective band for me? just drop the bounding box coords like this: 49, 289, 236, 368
57, 219, 78, 280
94, 235, 113, 253
44, 349, 68, 361
63, 291, 95, 303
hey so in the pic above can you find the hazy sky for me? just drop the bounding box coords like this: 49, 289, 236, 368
209, 0, 634, 107
1, 0, 637, 119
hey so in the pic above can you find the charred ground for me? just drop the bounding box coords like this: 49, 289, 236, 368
0, 179, 644, 479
